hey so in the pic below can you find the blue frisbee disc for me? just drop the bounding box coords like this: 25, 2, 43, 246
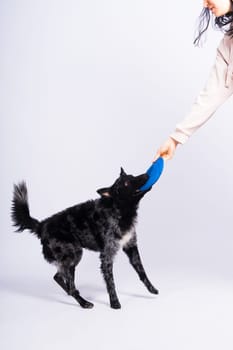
140, 157, 164, 191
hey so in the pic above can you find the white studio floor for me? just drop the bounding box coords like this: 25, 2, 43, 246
1, 254, 233, 350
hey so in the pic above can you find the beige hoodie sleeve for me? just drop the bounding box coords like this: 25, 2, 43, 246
170, 36, 233, 144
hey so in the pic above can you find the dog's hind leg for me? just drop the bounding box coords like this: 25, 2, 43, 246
54, 266, 93, 309
66, 266, 94, 309
53, 248, 94, 309
123, 244, 159, 295
54, 271, 68, 292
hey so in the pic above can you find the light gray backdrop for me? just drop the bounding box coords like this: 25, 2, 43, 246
1, 1, 233, 349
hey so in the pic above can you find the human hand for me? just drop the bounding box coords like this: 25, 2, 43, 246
153, 137, 179, 162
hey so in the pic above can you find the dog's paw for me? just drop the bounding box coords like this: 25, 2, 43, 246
148, 285, 159, 295
110, 300, 121, 309
80, 300, 94, 309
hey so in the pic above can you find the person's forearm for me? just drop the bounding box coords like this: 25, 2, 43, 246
170, 36, 233, 144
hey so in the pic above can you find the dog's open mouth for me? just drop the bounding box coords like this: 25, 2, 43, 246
134, 187, 150, 196
135, 189, 142, 194
134, 175, 150, 196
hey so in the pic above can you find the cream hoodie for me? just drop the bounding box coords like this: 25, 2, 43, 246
170, 35, 233, 144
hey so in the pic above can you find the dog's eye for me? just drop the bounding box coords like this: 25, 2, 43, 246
124, 181, 129, 187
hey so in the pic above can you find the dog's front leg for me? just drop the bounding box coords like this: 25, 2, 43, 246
123, 244, 159, 295
100, 251, 121, 309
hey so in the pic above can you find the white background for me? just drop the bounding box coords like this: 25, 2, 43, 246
1, 1, 233, 349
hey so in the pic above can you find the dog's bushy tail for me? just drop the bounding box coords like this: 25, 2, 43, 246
11, 181, 40, 237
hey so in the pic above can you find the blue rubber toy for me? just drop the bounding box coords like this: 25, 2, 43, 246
140, 157, 164, 191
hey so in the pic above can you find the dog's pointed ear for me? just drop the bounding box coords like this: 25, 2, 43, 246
97, 187, 111, 198
120, 167, 126, 176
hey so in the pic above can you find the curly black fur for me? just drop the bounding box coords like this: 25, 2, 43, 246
11, 169, 158, 309
11, 181, 39, 234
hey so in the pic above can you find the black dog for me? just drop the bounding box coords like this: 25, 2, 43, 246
11, 168, 158, 309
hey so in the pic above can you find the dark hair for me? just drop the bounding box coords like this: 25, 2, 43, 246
194, 3, 233, 46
